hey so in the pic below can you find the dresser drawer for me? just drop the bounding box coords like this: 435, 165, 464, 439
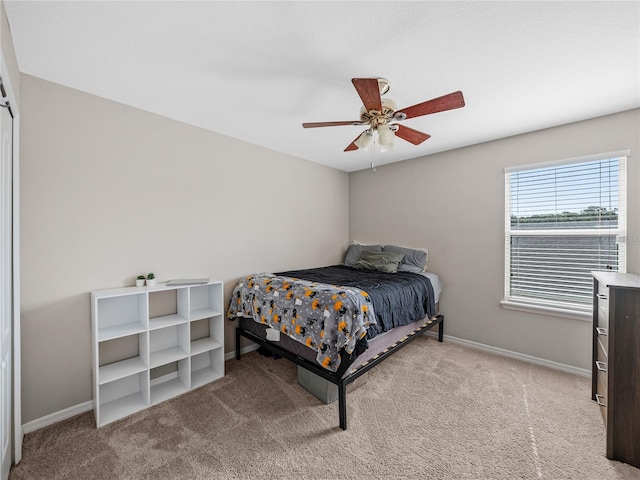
596, 282, 609, 306
594, 354, 607, 381
597, 282, 609, 301
597, 303, 609, 331
596, 328, 608, 357
595, 369, 608, 425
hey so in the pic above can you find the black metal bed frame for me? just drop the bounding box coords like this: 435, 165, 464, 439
235, 314, 444, 430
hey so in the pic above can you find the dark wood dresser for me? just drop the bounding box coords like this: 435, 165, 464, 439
592, 271, 640, 468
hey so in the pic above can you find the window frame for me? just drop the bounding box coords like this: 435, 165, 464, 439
502, 150, 629, 319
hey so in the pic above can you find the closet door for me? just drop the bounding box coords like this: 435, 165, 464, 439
0, 94, 12, 480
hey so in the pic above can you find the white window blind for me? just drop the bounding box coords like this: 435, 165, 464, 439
504, 151, 627, 313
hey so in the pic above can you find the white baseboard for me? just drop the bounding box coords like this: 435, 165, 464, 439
426, 331, 590, 377
23, 344, 262, 434
22, 400, 93, 434
224, 342, 259, 361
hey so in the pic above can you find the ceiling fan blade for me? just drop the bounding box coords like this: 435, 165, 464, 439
395, 124, 431, 145
303, 121, 361, 128
398, 91, 465, 120
344, 135, 360, 151
352, 78, 383, 112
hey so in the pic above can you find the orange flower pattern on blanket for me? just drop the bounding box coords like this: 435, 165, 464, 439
228, 273, 375, 372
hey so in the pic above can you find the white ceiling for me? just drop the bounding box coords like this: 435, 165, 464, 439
5, 1, 640, 172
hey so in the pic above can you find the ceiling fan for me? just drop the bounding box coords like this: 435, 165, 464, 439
302, 78, 465, 152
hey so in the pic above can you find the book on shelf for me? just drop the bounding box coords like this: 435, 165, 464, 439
166, 278, 209, 286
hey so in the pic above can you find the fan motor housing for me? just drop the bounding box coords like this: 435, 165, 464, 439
360, 98, 397, 126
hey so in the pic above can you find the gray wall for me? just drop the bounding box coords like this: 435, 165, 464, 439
19, 74, 349, 423
350, 108, 640, 370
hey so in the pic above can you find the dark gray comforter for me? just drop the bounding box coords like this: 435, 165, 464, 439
277, 265, 436, 339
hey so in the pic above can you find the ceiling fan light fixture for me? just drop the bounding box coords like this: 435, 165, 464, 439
354, 129, 373, 150
377, 123, 395, 151
380, 142, 394, 153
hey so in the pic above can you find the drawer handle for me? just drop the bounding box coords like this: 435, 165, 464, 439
595, 394, 606, 408
595, 361, 607, 372
596, 327, 608, 336
596, 293, 608, 300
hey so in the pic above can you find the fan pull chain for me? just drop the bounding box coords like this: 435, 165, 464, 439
370, 133, 377, 174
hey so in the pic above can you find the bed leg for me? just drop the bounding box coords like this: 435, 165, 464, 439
235, 327, 242, 360
338, 381, 347, 430
438, 316, 444, 343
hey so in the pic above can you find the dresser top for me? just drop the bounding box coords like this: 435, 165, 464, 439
592, 271, 640, 289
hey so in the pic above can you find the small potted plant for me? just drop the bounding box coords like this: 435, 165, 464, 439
136, 275, 146, 287
146, 273, 156, 287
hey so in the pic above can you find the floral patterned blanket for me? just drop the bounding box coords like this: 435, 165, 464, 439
227, 273, 376, 372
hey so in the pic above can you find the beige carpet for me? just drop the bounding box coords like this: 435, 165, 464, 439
10, 337, 640, 479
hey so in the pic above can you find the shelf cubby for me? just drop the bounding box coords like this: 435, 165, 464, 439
189, 283, 223, 321
190, 317, 224, 356
148, 288, 189, 330
149, 324, 189, 369
191, 349, 224, 389
150, 359, 190, 405
96, 294, 147, 342
98, 332, 148, 385
97, 371, 149, 427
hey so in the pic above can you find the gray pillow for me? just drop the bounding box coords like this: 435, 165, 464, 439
383, 245, 427, 273
344, 244, 383, 266
353, 251, 404, 274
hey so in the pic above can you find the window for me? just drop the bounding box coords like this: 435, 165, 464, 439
504, 151, 628, 315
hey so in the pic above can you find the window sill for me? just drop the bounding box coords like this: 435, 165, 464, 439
500, 300, 592, 322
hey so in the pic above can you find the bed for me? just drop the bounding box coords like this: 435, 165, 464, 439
227, 244, 444, 429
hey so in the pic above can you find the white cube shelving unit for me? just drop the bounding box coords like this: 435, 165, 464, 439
91, 279, 224, 427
